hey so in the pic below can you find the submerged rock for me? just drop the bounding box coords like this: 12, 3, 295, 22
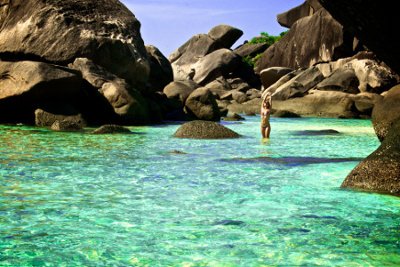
293, 129, 340, 135
92, 124, 131, 134
51, 120, 83, 132
174, 120, 240, 139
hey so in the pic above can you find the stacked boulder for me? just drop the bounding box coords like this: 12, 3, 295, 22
256, 0, 398, 118
165, 24, 262, 121
0, 0, 173, 127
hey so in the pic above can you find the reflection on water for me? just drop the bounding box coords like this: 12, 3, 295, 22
0, 117, 399, 266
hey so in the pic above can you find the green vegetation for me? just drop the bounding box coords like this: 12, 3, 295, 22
242, 31, 288, 67
249, 31, 287, 46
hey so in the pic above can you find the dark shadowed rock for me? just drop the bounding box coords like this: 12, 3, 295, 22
293, 129, 340, 135
319, 0, 400, 75
0, 60, 82, 123
234, 42, 269, 58
0, 0, 150, 88
352, 92, 383, 115
214, 220, 245, 226
372, 85, 400, 141
342, 119, 400, 195
69, 58, 149, 124
316, 68, 359, 94
146, 45, 173, 92
174, 120, 240, 139
255, 9, 351, 72
184, 87, 221, 121
92, 124, 131, 134
35, 108, 86, 127
221, 156, 363, 166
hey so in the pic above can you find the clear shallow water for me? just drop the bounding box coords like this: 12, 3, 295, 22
0, 117, 399, 266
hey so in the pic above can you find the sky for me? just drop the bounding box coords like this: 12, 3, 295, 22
120, 0, 304, 57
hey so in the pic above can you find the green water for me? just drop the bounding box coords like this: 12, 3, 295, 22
0, 117, 399, 266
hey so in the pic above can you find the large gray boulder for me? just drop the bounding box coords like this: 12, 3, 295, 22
184, 87, 221, 121
271, 90, 357, 118
255, 9, 352, 72
0, 0, 150, 88
163, 80, 200, 107
0, 60, 82, 123
315, 68, 359, 94
69, 58, 149, 124
192, 49, 242, 85
174, 120, 240, 139
169, 24, 243, 81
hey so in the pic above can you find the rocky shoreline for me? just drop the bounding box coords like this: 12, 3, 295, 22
0, 0, 399, 195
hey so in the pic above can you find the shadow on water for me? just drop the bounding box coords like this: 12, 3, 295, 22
219, 156, 364, 167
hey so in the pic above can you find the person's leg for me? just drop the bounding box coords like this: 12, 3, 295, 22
261, 126, 266, 138
266, 126, 271, 138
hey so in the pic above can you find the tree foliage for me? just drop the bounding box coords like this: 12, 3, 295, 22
249, 31, 287, 46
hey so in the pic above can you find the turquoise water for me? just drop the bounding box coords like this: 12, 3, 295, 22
0, 117, 399, 266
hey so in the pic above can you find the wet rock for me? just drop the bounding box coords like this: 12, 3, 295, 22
342, 119, 400, 195
50, 120, 83, 132
174, 120, 240, 139
35, 108, 86, 127
92, 124, 131, 134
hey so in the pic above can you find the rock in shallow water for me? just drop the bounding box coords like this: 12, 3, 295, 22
173, 120, 240, 139
92, 125, 131, 134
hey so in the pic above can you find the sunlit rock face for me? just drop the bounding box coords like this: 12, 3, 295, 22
255, 9, 353, 72
0, 0, 150, 88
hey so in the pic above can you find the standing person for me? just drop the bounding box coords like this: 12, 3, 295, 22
260, 93, 272, 139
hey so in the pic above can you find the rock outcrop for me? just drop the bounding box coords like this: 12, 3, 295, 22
371, 85, 400, 141
319, 0, 400, 75
255, 9, 353, 72
0, 0, 150, 87
342, 119, 400, 195
0, 60, 82, 123
0, 0, 175, 125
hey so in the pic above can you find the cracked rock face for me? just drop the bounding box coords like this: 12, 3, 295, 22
0, 0, 150, 88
